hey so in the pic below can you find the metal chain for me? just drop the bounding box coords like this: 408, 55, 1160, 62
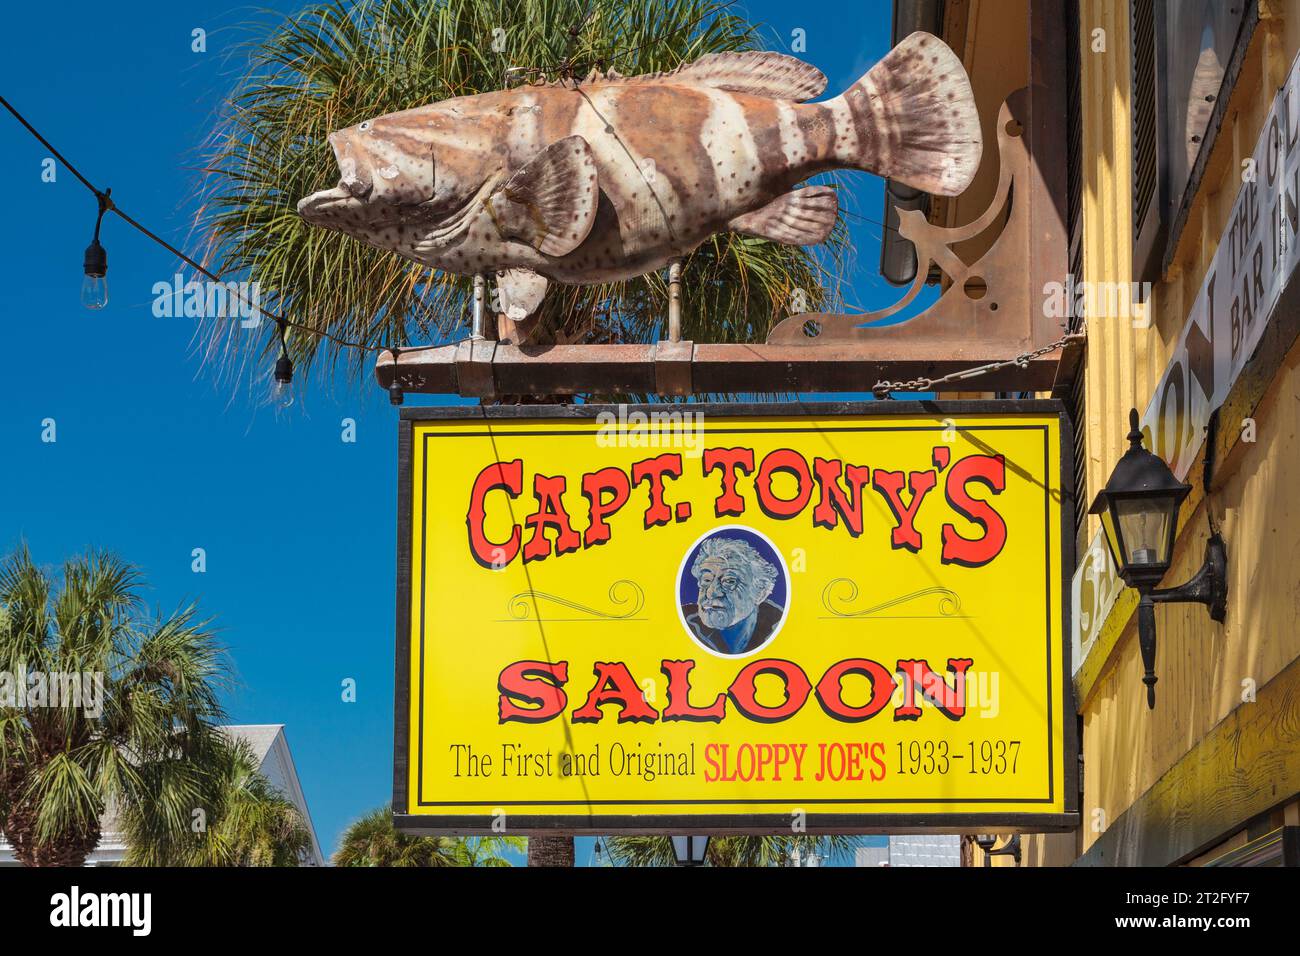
871, 332, 1087, 398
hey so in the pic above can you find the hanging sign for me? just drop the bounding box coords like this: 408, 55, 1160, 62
394, 403, 1075, 833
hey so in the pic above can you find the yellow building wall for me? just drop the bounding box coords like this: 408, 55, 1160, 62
1054, 0, 1300, 863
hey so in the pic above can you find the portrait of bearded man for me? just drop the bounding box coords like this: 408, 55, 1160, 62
681, 535, 786, 656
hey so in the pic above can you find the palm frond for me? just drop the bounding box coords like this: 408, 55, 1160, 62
333, 806, 520, 866
122, 735, 312, 867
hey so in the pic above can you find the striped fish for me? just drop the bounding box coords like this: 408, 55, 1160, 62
298, 32, 980, 319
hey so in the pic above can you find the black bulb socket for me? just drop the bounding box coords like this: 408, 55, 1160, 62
274, 355, 293, 385
83, 239, 107, 278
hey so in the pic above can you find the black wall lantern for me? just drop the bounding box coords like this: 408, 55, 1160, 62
1089, 409, 1228, 708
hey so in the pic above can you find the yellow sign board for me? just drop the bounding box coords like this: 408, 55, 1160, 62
395, 403, 1076, 833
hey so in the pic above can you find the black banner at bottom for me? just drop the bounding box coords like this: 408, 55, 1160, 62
0, 864, 1283, 942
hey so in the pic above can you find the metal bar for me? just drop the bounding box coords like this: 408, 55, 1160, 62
471, 273, 486, 340
393, 811, 1081, 836
375, 341, 1064, 398
667, 258, 682, 342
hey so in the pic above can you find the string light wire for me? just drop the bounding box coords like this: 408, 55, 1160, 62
0, 92, 385, 354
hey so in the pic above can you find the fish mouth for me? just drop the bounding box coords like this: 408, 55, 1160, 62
297, 172, 502, 250
329, 130, 374, 198
296, 129, 378, 224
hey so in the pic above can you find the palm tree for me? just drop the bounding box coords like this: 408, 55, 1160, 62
196, 0, 847, 388
603, 834, 861, 867
123, 736, 313, 866
334, 807, 523, 866
0, 545, 229, 867
334, 808, 454, 866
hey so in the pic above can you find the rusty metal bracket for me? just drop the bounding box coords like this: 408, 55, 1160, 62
454, 339, 496, 398
375, 343, 1063, 396
768, 92, 1048, 351
653, 340, 693, 396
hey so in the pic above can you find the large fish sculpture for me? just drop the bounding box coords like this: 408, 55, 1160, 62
298, 31, 980, 320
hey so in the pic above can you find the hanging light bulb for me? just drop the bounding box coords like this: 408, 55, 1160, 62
273, 356, 294, 408
273, 320, 294, 409
81, 239, 107, 309
81, 189, 111, 310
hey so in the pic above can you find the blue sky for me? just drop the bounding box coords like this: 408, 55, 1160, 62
0, 0, 916, 862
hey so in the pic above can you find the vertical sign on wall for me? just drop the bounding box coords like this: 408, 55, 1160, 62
1073, 49, 1300, 674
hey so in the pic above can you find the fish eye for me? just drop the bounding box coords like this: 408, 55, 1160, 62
359, 121, 371, 132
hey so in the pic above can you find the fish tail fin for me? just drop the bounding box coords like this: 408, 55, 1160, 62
831, 31, 981, 197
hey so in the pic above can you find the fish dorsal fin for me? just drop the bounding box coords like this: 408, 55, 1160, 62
662, 52, 827, 101
544, 52, 827, 102
486, 135, 598, 257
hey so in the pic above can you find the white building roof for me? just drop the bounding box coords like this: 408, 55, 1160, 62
224, 724, 325, 867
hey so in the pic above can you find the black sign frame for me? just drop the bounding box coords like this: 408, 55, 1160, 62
393, 400, 1079, 835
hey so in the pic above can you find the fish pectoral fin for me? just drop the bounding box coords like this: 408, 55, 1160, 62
727, 186, 838, 246
495, 268, 549, 322
486, 135, 599, 257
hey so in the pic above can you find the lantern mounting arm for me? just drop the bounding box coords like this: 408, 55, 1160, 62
1146, 533, 1228, 619
1135, 533, 1229, 709
973, 833, 1021, 867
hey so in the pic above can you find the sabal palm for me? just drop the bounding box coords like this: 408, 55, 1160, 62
198, 0, 847, 386
124, 736, 312, 866
334, 806, 523, 866
0, 546, 228, 867
603, 834, 860, 867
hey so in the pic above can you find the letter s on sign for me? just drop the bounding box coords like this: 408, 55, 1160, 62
940, 454, 1007, 568
498, 661, 569, 723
